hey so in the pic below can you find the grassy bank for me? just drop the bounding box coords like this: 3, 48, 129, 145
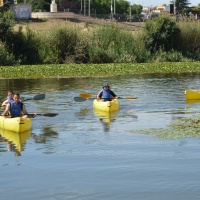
0, 62, 200, 79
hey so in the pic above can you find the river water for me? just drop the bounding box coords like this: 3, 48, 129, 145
1, 73, 200, 200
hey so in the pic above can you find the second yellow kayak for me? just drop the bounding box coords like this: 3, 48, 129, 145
185, 90, 200, 100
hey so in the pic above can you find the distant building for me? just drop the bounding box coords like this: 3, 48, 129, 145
140, 4, 172, 20
10, 4, 32, 19
0, 0, 4, 7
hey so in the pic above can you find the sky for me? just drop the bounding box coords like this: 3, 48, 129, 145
130, 0, 200, 6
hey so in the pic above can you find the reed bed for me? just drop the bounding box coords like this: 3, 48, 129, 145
0, 13, 200, 66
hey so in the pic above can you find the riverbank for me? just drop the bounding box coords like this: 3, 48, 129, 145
0, 62, 200, 79
2, 12, 200, 66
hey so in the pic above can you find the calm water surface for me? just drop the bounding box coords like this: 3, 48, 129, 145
1, 73, 200, 200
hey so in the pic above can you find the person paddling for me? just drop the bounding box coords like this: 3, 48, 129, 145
97, 82, 118, 101
1, 93, 36, 118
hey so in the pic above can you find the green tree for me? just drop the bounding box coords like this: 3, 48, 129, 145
116, 0, 129, 14
0, 10, 15, 42
27, 0, 50, 12
131, 4, 142, 15
171, 0, 191, 13
145, 15, 180, 53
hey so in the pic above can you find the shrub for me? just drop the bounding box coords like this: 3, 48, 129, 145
88, 24, 136, 63
0, 10, 15, 42
175, 20, 200, 61
5, 27, 42, 64
39, 26, 79, 64
145, 15, 180, 53
152, 49, 188, 62
0, 42, 15, 66
133, 30, 152, 63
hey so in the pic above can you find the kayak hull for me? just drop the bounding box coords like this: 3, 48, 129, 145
0, 116, 32, 132
93, 99, 120, 112
185, 90, 200, 100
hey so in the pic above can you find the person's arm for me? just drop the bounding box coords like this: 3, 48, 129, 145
97, 90, 103, 100
1, 99, 8, 106
22, 104, 28, 115
22, 104, 37, 118
110, 90, 118, 98
1, 104, 10, 116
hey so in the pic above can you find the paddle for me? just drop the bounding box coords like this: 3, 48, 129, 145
74, 96, 137, 102
22, 93, 45, 101
0, 93, 45, 108
28, 113, 58, 117
79, 93, 93, 98
1, 113, 59, 118
79, 93, 137, 100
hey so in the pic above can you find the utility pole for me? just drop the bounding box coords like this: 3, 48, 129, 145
111, 0, 113, 19
88, 0, 90, 17
81, 0, 82, 14
84, 0, 85, 15
114, 0, 115, 14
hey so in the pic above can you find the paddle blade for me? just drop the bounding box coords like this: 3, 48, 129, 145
32, 93, 45, 100
29, 113, 58, 117
23, 93, 45, 101
40, 113, 58, 117
74, 97, 87, 102
79, 93, 92, 98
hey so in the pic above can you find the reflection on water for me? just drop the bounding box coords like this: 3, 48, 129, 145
94, 109, 119, 132
75, 107, 91, 120
32, 127, 59, 144
1, 74, 200, 200
185, 99, 200, 105
0, 129, 31, 156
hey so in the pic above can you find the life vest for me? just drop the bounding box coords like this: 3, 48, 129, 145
102, 89, 111, 101
10, 102, 23, 117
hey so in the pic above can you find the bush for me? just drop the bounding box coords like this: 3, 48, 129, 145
0, 42, 15, 66
88, 24, 136, 63
175, 21, 200, 61
0, 10, 15, 42
145, 15, 180, 53
133, 30, 152, 63
152, 49, 188, 62
5, 27, 42, 64
39, 26, 79, 64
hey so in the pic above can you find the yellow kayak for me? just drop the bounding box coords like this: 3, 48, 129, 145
93, 99, 120, 112
185, 90, 200, 100
0, 129, 32, 152
0, 116, 32, 132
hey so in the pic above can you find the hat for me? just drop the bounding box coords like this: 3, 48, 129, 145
103, 82, 109, 87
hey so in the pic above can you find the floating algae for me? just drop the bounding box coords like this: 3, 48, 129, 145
130, 115, 200, 140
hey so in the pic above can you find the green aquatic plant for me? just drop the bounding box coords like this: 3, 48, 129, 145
130, 115, 200, 140
0, 62, 200, 79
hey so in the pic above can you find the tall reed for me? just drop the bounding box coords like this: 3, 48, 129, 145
88, 23, 136, 63
175, 20, 200, 60
39, 25, 80, 64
